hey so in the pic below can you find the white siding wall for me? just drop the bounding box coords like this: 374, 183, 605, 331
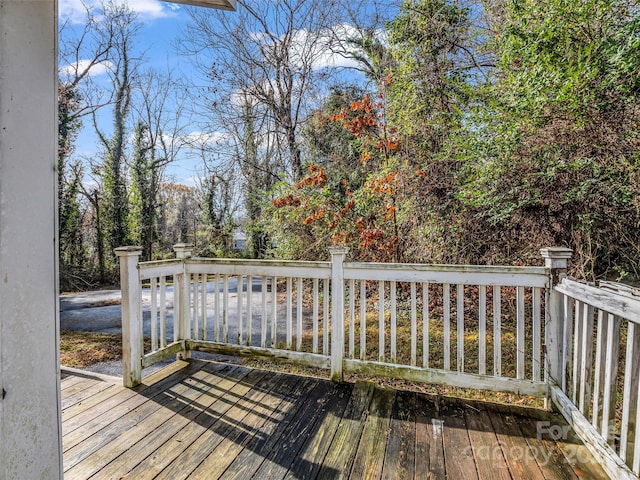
0, 1, 63, 478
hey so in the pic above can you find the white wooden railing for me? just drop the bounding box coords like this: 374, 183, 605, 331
340, 259, 550, 396
116, 244, 640, 479
548, 276, 640, 480
116, 244, 334, 385
115, 245, 566, 393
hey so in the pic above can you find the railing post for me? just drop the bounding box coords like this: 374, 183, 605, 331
115, 246, 143, 388
541, 247, 572, 407
173, 243, 193, 360
330, 246, 348, 382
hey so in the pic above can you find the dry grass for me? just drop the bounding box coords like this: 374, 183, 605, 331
240, 358, 331, 380
60, 330, 150, 368
343, 373, 544, 408
60, 330, 123, 368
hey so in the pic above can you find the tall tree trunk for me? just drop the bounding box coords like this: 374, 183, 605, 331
94, 190, 106, 283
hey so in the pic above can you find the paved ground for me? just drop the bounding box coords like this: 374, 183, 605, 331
60, 278, 248, 335
60, 289, 124, 341
60, 286, 218, 377
61, 288, 167, 377
59, 277, 295, 377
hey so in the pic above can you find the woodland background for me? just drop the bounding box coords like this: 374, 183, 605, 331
58, 0, 640, 291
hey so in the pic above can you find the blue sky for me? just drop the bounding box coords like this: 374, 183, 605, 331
59, 0, 196, 77
58, 0, 388, 185
59, 0, 204, 184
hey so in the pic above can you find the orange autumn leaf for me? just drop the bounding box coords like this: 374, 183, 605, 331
385, 204, 396, 220
295, 164, 327, 189
272, 194, 301, 208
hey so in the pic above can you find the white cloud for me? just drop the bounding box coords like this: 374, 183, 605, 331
59, 0, 176, 24
127, 0, 175, 19
58, 0, 92, 24
59, 59, 113, 78
248, 31, 269, 42
313, 23, 364, 70
319, 23, 389, 71
282, 23, 386, 73
312, 44, 362, 71
183, 131, 231, 148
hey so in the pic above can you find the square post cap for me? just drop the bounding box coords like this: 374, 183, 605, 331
540, 247, 572, 269
329, 246, 349, 256
173, 243, 194, 259
114, 246, 143, 257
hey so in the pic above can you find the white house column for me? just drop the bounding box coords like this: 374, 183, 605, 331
0, 1, 63, 478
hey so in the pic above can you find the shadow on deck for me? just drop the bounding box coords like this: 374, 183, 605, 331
60, 359, 608, 479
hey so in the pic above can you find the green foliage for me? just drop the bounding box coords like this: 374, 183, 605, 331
97, 2, 139, 273
58, 83, 90, 290
198, 173, 236, 257
458, 0, 640, 277
382, 0, 482, 263
301, 86, 365, 170
101, 143, 130, 258
58, 0, 640, 282
269, 0, 639, 279
388, 0, 479, 146
495, 0, 640, 123
268, 89, 411, 262
128, 122, 158, 261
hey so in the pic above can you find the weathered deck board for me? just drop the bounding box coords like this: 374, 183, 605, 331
60, 378, 117, 411
316, 381, 374, 479
441, 398, 480, 480
60, 373, 89, 391
186, 375, 311, 479
66, 368, 219, 478
464, 406, 511, 480
283, 382, 354, 480
507, 404, 579, 480
415, 396, 446, 480
60, 377, 98, 398
152, 368, 288, 480
89, 365, 254, 480
123, 366, 269, 480
488, 403, 546, 480
63, 360, 195, 441
227, 379, 336, 479
381, 390, 416, 480
349, 387, 395, 479
64, 362, 207, 470
61, 359, 610, 480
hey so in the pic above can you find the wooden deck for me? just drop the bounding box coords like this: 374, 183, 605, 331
61, 359, 609, 480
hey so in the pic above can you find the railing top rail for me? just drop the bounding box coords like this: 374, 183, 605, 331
345, 261, 548, 274
186, 257, 331, 269
137, 255, 551, 286
138, 258, 182, 268
344, 262, 549, 287
555, 277, 640, 322
138, 259, 183, 280
599, 280, 640, 299
185, 257, 332, 279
